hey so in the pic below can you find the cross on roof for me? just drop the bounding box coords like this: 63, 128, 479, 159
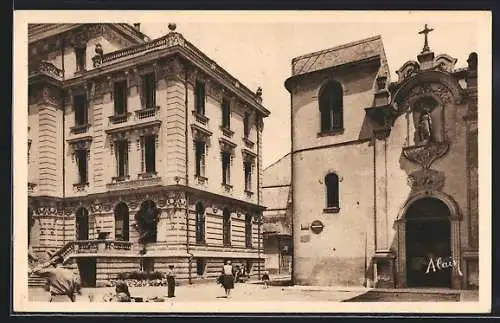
418, 24, 434, 53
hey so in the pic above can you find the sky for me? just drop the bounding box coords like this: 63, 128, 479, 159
137, 13, 481, 168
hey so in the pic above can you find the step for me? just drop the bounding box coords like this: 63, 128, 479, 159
344, 290, 461, 302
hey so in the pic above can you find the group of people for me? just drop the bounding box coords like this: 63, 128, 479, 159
30, 254, 178, 302
30, 256, 272, 302
217, 260, 271, 297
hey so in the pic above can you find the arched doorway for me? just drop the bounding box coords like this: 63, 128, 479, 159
75, 207, 89, 240
135, 200, 159, 243
114, 202, 129, 241
405, 197, 452, 288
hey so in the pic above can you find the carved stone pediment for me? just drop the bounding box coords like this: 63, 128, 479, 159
67, 136, 92, 151
401, 83, 454, 109
191, 123, 212, 141
407, 168, 445, 192
219, 137, 237, 152
402, 140, 450, 169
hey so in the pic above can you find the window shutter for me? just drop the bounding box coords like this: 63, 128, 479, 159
201, 143, 206, 177
125, 141, 129, 176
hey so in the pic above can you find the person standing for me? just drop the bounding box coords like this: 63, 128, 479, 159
221, 260, 235, 298
30, 255, 80, 302
166, 265, 176, 298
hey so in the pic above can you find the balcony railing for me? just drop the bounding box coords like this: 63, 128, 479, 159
192, 111, 209, 125
135, 106, 160, 119
70, 123, 91, 135
29, 61, 64, 80
108, 112, 131, 124
106, 175, 162, 190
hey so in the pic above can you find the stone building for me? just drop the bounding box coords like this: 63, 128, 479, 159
262, 153, 292, 275
27, 23, 270, 287
284, 30, 478, 289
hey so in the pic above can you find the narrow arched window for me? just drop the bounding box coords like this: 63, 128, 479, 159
114, 202, 129, 241
196, 202, 206, 244
325, 173, 339, 211
222, 208, 231, 246
319, 81, 343, 133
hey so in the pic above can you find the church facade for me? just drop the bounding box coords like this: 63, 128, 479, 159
285, 31, 478, 289
27, 23, 269, 287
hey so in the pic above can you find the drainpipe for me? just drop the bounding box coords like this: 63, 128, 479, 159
257, 114, 261, 280
61, 36, 66, 247
183, 64, 192, 284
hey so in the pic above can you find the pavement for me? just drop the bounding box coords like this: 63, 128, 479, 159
28, 282, 367, 303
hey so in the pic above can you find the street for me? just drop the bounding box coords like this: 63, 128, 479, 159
28, 282, 367, 303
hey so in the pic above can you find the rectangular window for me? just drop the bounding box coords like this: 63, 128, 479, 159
76, 150, 88, 185
195, 81, 205, 115
142, 135, 156, 174
113, 80, 128, 115
75, 47, 86, 72
196, 258, 206, 276
115, 140, 129, 178
142, 73, 156, 109
223, 211, 231, 246
74, 94, 88, 126
243, 112, 250, 138
222, 98, 231, 129
195, 141, 206, 177
222, 152, 231, 185
244, 161, 252, 192
245, 215, 253, 248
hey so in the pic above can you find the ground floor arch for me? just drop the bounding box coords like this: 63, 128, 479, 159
395, 192, 462, 289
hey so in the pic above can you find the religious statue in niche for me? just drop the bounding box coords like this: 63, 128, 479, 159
418, 108, 433, 143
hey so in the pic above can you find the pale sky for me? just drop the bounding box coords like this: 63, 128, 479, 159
139, 15, 480, 168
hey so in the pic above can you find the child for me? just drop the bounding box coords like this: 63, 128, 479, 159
261, 271, 270, 288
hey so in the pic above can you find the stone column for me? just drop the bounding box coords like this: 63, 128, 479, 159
396, 220, 407, 288
374, 132, 389, 251
450, 219, 462, 289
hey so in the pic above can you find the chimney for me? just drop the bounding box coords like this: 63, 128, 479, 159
133, 23, 141, 31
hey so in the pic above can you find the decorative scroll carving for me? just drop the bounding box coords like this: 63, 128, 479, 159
402, 140, 450, 169
396, 61, 420, 83
407, 168, 445, 192
434, 54, 457, 73
191, 123, 212, 141
400, 83, 454, 109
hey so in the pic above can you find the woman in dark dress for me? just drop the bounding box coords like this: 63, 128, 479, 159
221, 260, 235, 298
166, 265, 176, 298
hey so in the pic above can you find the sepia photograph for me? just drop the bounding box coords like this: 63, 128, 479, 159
12, 10, 491, 313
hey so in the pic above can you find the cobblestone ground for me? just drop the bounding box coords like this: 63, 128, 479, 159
28, 283, 365, 303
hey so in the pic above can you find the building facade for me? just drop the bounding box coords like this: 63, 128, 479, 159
27, 23, 270, 287
262, 154, 292, 275
285, 33, 478, 289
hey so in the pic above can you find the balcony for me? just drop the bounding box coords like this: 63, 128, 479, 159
220, 126, 235, 138
73, 182, 89, 193
135, 106, 160, 120
192, 111, 209, 125
70, 123, 91, 135
106, 175, 162, 191
242, 136, 255, 149
29, 61, 64, 81
108, 112, 131, 125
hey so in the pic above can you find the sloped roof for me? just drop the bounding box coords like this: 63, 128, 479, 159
262, 153, 291, 187
291, 35, 389, 78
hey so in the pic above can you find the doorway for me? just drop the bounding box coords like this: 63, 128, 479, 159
77, 258, 96, 287
404, 197, 452, 288
76, 207, 89, 240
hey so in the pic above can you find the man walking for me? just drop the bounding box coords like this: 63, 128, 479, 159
30, 255, 81, 302
166, 265, 176, 298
